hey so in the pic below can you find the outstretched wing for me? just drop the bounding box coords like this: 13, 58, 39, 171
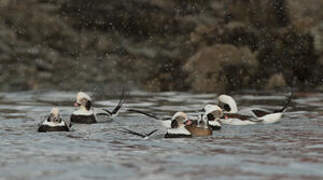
127, 109, 160, 120
121, 128, 146, 138
101, 88, 126, 118
127, 109, 172, 128
121, 128, 158, 138
145, 129, 158, 136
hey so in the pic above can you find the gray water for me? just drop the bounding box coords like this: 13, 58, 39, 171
0, 90, 322, 180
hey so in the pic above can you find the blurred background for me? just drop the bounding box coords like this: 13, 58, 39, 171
0, 0, 322, 93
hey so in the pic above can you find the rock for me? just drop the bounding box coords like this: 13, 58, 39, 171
256, 29, 318, 85
0, 0, 10, 8
265, 73, 286, 90
0, 0, 322, 92
184, 44, 258, 93
288, 0, 323, 26
287, 0, 323, 55
311, 23, 323, 54
223, 0, 289, 28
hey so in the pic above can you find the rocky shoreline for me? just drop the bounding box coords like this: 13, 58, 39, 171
0, 0, 322, 93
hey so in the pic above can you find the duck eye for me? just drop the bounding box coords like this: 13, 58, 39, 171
223, 104, 231, 112
207, 113, 215, 121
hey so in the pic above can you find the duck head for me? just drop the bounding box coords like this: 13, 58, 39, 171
203, 105, 222, 130
74, 92, 92, 111
218, 94, 238, 113
170, 112, 190, 128
48, 107, 62, 123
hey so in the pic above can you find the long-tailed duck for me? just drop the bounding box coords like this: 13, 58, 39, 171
71, 91, 125, 124
125, 110, 192, 138
127, 109, 213, 137
217, 94, 292, 125
164, 112, 193, 138
201, 104, 222, 130
38, 107, 70, 132
120, 111, 192, 139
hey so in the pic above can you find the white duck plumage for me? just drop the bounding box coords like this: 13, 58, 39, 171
71, 91, 125, 124
38, 107, 70, 132
125, 109, 192, 138
217, 94, 291, 125
202, 104, 222, 130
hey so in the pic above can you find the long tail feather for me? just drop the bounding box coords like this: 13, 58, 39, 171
111, 88, 126, 115
275, 91, 293, 113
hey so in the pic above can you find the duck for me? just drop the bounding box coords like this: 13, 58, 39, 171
71, 91, 125, 124
164, 112, 193, 138
217, 94, 292, 125
126, 109, 212, 137
201, 104, 222, 130
38, 107, 70, 132
121, 111, 192, 138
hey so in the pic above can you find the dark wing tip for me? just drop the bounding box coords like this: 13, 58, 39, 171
111, 88, 127, 115
145, 129, 158, 137
120, 128, 146, 138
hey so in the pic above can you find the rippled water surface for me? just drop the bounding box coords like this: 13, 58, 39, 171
0, 90, 323, 180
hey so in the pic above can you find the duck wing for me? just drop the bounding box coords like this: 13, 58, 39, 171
100, 88, 127, 118
127, 109, 160, 120
121, 128, 158, 139
127, 109, 172, 128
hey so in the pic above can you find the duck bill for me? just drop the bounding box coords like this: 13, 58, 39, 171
184, 119, 193, 126
74, 102, 80, 107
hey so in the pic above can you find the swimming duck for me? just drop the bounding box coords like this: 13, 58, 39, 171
71, 91, 125, 124
201, 104, 222, 130
122, 111, 192, 138
217, 94, 292, 125
38, 107, 70, 132
164, 112, 193, 138
127, 109, 212, 137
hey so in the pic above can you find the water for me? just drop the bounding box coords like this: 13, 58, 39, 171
0, 90, 322, 180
